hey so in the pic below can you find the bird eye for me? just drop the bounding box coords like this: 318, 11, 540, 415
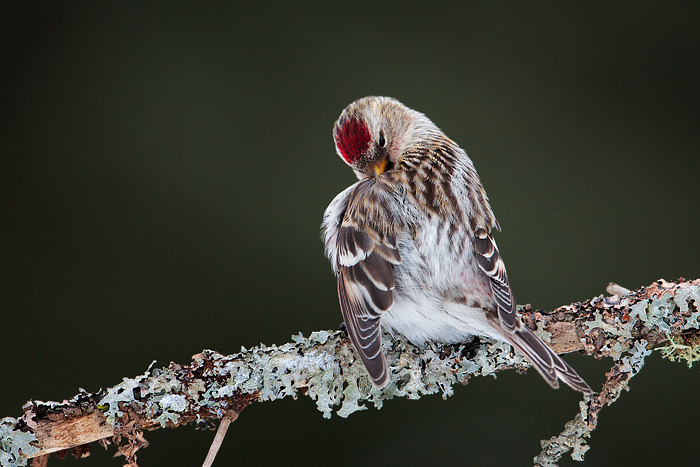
378, 133, 386, 147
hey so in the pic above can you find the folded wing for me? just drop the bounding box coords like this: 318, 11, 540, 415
334, 180, 402, 388
473, 226, 592, 393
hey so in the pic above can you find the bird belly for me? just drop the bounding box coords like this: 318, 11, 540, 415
381, 296, 503, 345
380, 222, 503, 346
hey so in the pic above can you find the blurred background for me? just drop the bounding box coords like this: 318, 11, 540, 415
2, 3, 699, 466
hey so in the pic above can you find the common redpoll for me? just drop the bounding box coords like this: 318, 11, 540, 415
321, 96, 591, 393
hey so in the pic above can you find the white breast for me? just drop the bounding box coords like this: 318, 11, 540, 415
381, 214, 502, 345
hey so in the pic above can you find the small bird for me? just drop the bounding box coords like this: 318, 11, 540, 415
321, 96, 591, 393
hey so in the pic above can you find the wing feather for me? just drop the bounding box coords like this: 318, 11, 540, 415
497, 320, 593, 393
474, 226, 592, 393
474, 227, 517, 332
338, 276, 387, 383
332, 179, 403, 388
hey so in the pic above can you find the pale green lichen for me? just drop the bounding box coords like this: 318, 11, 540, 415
535, 396, 593, 466
629, 285, 700, 335
2, 278, 698, 467
674, 284, 700, 313
583, 313, 634, 342
99, 360, 193, 428
534, 326, 553, 344
535, 339, 652, 466
153, 394, 187, 428
609, 341, 626, 359
625, 284, 700, 368
186, 380, 206, 400
619, 340, 652, 374
584, 285, 700, 362
100, 362, 158, 424
646, 298, 673, 333
656, 336, 700, 368
191, 330, 527, 421
0, 418, 38, 467
674, 284, 700, 330
3, 282, 698, 466
309, 330, 331, 344
583, 312, 635, 360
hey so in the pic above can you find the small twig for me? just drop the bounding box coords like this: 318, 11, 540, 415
202, 412, 238, 467
534, 340, 652, 466
606, 282, 631, 296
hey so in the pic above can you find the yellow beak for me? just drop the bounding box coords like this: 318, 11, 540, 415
372, 159, 388, 176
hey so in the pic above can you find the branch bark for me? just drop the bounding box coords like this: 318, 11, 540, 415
1, 279, 699, 467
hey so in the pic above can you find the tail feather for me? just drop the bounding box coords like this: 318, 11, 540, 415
498, 321, 592, 394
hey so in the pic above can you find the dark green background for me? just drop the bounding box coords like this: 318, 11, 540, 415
3, 3, 699, 466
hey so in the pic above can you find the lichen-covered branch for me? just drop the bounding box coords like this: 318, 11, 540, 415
534, 340, 652, 466
1, 279, 698, 467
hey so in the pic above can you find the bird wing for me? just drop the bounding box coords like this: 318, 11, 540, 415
335, 179, 402, 388
473, 226, 592, 393
473, 227, 517, 333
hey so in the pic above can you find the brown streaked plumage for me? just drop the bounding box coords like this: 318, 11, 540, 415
322, 96, 592, 393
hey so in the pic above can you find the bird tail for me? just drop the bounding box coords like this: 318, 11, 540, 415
495, 320, 592, 394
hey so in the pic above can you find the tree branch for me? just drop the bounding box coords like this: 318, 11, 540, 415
1, 279, 698, 467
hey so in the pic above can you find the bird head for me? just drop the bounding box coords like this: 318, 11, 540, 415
333, 96, 436, 179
